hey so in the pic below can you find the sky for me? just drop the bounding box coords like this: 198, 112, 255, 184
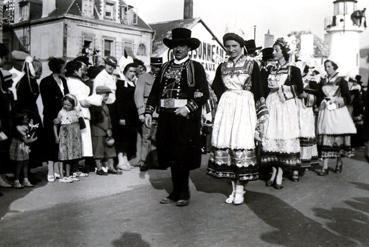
126, 0, 369, 48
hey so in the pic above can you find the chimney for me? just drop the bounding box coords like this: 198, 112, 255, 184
42, 0, 56, 18
183, 0, 193, 19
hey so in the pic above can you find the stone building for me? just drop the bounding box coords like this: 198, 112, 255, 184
4, 0, 153, 73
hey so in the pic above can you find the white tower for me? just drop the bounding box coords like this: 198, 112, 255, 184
325, 0, 366, 76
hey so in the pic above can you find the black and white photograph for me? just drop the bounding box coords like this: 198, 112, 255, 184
1, 0, 369, 246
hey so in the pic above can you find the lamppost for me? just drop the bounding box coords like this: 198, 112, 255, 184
253, 25, 256, 42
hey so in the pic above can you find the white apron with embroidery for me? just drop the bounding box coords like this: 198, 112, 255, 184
262, 71, 300, 153
211, 63, 256, 150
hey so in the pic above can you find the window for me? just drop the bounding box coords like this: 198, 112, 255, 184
104, 39, 114, 57
19, 2, 29, 21
105, 1, 115, 20
132, 12, 138, 25
137, 43, 146, 56
82, 0, 94, 18
119, 5, 128, 23
122, 39, 134, 58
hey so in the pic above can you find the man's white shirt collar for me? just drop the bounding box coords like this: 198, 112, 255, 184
174, 56, 190, 64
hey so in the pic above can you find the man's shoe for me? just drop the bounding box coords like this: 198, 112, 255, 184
96, 169, 108, 176
108, 169, 122, 175
139, 165, 149, 172
159, 197, 175, 204
176, 200, 189, 207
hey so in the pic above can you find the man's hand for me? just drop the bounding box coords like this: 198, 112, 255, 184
107, 129, 112, 137
138, 114, 145, 123
145, 114, 152, 128
119, 119, 126, 126
174, 106, 189, 117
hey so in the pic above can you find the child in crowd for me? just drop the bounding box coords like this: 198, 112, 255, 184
90, 86, 120, 175
9, 111, 38, 188
54, 94, 83, 183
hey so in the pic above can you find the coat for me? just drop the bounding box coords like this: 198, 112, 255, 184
39, 74, 69, 161
146, 59, 209, 170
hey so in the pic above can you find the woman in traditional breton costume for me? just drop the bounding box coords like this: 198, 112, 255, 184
207, 32, 267, 205
296, 66, 319, 173
316, 60, 356, 175
261, 38, 303, 189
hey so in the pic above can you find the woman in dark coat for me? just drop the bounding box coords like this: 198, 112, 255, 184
113, 63, 140, 170
14, 58, 43, 168
39, 57, 68, 182
0, 44, 14, 189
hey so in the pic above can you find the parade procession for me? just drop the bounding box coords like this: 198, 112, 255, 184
1, 0, 369, 246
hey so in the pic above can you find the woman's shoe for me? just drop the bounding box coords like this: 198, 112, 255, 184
13, 180, 23, 189
47, 175, 55, 182
233, 185, 245, 205
292, 170, 300, 182
23, 179, 34, 187
317, 168, 329, 176
266, 179, 274, 187
225, 181, 236, 204
0, 176, 12, 188
334, 161, 343, 173
274, 184, 284, 190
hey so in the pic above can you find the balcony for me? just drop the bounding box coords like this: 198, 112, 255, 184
325, 15, 366, 32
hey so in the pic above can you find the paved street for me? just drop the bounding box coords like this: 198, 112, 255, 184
1, 152, 369, 247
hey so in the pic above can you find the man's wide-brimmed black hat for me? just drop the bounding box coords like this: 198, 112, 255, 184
261, 47, 274, 62
163, 28, 200, 50
245, 39, 262, 54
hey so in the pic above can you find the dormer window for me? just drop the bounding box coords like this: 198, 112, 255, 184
104, 1, 115, 20
18, 0, 29, 21
82, 0, 94, 18
119, 5, 128, 23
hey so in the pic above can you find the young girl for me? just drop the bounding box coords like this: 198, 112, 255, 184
54, 94, 83, 183
9, 111, 38, 188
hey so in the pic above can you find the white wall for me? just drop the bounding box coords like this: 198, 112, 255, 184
66, 19, 152, 66
328, 30, 361, 77
157, 22, 225, 82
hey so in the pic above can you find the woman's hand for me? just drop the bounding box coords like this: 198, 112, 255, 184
107, 129, 112, 137
119, 119, 126, 126
138, 114, 145, 123
55, 136, 60, 144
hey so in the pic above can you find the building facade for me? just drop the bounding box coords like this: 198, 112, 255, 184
4, 0, 153, 74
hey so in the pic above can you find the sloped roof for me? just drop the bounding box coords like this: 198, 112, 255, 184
15, 0, 151, 31
150, 18, 224, 56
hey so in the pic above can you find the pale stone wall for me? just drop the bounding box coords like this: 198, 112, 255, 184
65, 19, 152, 67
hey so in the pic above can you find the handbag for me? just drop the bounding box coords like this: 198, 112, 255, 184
78, 117, 86, 129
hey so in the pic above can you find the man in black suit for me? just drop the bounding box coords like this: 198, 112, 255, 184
145, 28, 209, 206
